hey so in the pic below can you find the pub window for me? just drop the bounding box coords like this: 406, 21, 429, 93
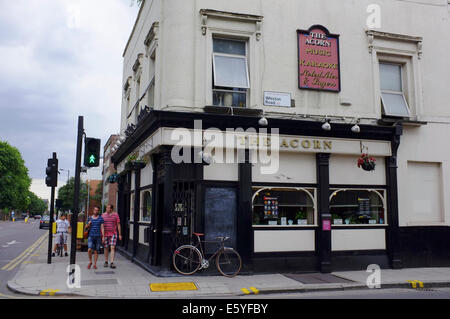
252, 187, 316, 226
140, 189, 152, 222
379, 62, 410, 118
130, 193, 135, 222
212, 38, 249, 108
329, 189, 386, 225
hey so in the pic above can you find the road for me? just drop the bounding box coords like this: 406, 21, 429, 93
0, 219, 49, 299
240, 287, 450, 299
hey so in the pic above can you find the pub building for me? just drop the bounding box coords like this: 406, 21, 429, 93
109, 0, 450, 274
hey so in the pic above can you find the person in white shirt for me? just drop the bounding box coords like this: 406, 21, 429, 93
52, 214, 71, 257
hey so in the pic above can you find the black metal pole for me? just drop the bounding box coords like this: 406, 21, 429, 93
70, 116, 83, 267
47, 152, 57, 264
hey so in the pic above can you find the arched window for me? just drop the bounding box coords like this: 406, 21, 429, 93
141, 190, 152, 222
329, 189, 386, 225
252, 187, 316, 226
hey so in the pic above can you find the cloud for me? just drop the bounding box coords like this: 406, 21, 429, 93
0, 0, 139, 179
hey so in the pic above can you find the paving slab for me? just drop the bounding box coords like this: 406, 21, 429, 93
7, 237, 450, 298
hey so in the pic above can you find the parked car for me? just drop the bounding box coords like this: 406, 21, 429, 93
34, 215, 42, 219
39, 215, 50, 229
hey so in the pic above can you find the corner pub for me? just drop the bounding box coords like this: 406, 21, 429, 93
108, 0, 450, 275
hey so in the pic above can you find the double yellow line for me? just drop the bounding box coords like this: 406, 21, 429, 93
1, 233, 47, 271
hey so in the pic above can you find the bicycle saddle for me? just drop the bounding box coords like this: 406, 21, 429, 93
193, 232, 204, 236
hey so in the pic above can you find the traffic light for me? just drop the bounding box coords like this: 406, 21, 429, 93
55, 199, 63, 210
45, 158, 58, 187
84, 137, 101, 167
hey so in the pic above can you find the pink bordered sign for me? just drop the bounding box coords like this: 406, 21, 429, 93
297, 25, 340, 92
322, 219, 331, 231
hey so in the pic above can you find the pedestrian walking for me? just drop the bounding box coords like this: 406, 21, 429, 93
102, 204, 122, 269
85, 206, 104, 269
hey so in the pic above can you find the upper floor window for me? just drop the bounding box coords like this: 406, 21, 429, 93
379, 62, 410, 118
212, 38, 249, 107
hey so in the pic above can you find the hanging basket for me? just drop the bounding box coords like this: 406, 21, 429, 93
357, 154, 376, 171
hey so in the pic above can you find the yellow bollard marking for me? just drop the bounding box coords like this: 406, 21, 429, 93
241, 288, 250, 295
407, 280, 417, 288
249, 287, 259, 295
414, 280, 424, 288
150, 282, 197, 292
40, 289, 60, 296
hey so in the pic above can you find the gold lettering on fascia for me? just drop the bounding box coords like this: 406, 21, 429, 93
236, 136, 332, 150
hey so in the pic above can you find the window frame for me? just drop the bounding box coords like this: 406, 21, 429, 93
212, 52, 250, 89
140, 189, 152, 223
129, 193, 135, 222
251, 186, 318, 228
379, 62, 411, 118
329, 188, 388, 227
212, 37, 250, 107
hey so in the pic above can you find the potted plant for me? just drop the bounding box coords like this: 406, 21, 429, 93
357, 153, 376, 171
295, 211, 308, 225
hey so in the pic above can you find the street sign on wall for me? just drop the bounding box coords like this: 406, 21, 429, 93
297, 25, 340, 92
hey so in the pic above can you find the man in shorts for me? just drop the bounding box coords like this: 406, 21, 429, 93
86, 206, 104, 269
52, 213, 71, 257
102, 204, 122, 269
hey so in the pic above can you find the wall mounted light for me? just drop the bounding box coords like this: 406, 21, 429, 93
258, 115, 268, 126
322, 116, 331, 131
351, 119, 361, 133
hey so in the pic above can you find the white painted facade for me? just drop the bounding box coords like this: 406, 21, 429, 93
118, 0, 450, 257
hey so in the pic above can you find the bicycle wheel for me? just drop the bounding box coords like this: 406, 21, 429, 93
216, 248, 242, 277
172, 245, 202, 275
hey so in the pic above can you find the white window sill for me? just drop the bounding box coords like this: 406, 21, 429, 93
253, 225, 317, 228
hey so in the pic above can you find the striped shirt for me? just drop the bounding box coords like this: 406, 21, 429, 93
88, 215, 104, 237
102, 212, 120, 236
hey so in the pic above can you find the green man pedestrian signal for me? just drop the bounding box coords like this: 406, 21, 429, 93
45, 158, 58, 187
84, 138, 101, 167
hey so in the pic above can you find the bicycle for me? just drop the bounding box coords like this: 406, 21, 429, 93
172, 232, 242, 277
55, 232, 66, 257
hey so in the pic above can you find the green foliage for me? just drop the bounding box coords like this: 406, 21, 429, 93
57, 177, 88, 212
27, 191, 47, 215
0, 141, 31, 211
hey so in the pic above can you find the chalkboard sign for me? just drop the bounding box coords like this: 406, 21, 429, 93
204, 187, 237, 254
358, 198, 371, 217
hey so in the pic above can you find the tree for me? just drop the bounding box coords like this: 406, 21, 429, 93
57, 177, 88, 212
27, 191, 47, 215
0, 141, 31, 211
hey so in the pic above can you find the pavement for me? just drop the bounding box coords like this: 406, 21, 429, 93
6, 236, 450, 298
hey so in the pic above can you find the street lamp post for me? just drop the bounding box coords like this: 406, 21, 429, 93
59, 168, 70, 184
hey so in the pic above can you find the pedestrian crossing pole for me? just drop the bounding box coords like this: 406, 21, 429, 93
69, 116, 83, 282
46, 152, 58, 264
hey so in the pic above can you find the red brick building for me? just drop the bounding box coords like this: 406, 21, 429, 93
102, 134, 119, 210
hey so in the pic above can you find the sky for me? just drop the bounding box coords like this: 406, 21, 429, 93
0, 0, 140, 184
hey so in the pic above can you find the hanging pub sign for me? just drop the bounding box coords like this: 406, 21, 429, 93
297, 25, 340, 92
